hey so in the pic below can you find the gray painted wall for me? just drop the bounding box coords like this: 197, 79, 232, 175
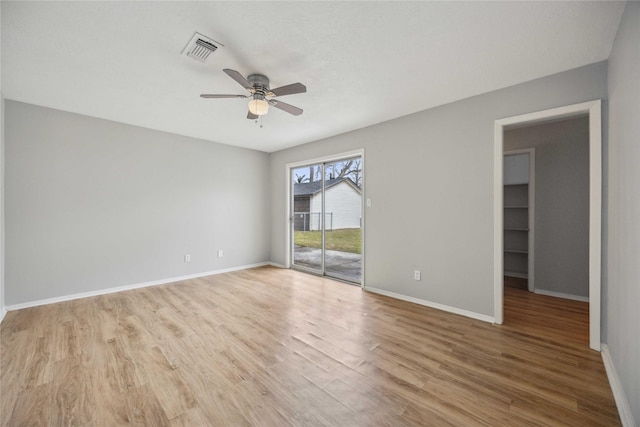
1, 95, 4, 315
5, 101, 271, 305
1, 0, 4, 314
505, 117, 589, 298
0, 95, 4, 315
606, 1, 640, 423
270, 62, 608, 318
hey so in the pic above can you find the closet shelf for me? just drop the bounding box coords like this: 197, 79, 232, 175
504, 248, 528, 254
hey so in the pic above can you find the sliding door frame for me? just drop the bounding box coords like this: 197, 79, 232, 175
285, 149, 365, 287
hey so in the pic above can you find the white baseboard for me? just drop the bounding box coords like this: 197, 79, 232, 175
5, 262, 270, 312
0, 307, 6, 324
533, 288, 589, 302
601, 344, 637, 427
268, 262, 287, 269
364, 286, 495, 324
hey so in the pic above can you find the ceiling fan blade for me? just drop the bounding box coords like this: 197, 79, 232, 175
247, 111, 258, 120
200, 94, 247, 98
269, 82, 307, 97
270, 100, 303, 116
223, 69, 253, 91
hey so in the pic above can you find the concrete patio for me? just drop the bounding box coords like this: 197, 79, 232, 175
293, 245, 362, 283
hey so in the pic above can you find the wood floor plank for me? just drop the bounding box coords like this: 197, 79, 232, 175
6, 382, 53, 426
124, 384, 172, 426
140, 346, 197, 420
168, 407, 212, 427
1, 267, 620, 425
51, 354, 96, 426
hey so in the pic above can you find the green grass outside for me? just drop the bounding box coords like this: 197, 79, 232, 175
294, 228, 362, 254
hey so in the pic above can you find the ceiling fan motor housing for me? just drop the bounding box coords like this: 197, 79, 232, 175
247, 74, 270, 93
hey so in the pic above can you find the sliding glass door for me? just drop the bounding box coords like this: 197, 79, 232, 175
290, 157, 362, 284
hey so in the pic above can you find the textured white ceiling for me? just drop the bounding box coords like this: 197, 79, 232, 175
1, 1, 625, 152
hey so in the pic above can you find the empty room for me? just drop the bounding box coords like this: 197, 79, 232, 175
1, 2, 638, 426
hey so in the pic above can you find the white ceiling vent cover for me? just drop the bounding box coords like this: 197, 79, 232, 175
182, 32, 223, 63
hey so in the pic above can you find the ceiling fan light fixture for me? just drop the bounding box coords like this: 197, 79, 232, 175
248, 98, 269, 116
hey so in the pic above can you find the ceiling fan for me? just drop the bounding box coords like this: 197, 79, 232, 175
201, 69, 306, 119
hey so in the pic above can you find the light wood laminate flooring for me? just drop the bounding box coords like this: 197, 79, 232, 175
1, 267, 619, 425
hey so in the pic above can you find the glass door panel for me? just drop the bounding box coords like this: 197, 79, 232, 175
323, 159, 362, 283
291, 163, 323, 274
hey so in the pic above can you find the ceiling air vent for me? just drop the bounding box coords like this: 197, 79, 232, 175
182, 32, 223, 63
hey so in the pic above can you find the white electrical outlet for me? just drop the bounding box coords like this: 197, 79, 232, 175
366, 198, 372, 207
217, 249, 224, 258
185, 254, 191, 262
414, 270, 421, 280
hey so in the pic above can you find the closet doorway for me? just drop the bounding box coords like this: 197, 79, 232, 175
288, 151, 364, 285
493, 100, 601, 350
